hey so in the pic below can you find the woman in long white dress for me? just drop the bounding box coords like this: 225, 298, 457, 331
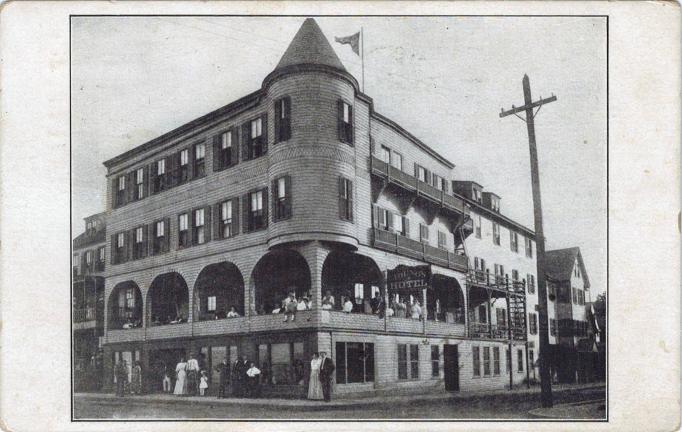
307, 353, 324, 400
174, 358, 187, 396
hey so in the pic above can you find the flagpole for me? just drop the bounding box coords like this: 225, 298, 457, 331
361, 26, 365, 93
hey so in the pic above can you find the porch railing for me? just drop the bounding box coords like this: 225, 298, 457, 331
373, 228, 468, 272
74, 306, 96, 322
468, 321, 527, 341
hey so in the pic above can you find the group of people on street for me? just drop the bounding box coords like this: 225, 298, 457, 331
114, 350, 338, 402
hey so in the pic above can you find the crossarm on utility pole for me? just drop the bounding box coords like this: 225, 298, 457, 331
499, 95, 557, 118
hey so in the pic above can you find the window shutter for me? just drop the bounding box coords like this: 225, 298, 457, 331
212, 135, 221, 171
403, 216, 410, 237
261, 113, 268, 155
142, 165, 149, 198
414, 163, 418, 178
338, 177, 345, 219
188, 208, 195, 246
212, 202, 220, 240
147, 223, 155, 256
165, 154, 174, 188
372, 205, 379, 228
126, 230, 133, 262
148, 162, 156, 194
285, 175, 292, 216
204, 205, 212, 242
284, 97, 291, 139
337, 100, 344, 141
142, 224, 148, 257
262, 187, 269, 227
242, 194, 250, 233
126, 172, 135, 203
347, 105, 353, 145
110, 235, 116, 264
110, 177, 117, 208
431, 172, 437, 187
187, 146, 195, 180
241, 123, 250, 161
347, 180, 353, 220
231, 128, 239, 166
442, 180, 449, 193
163, 217, 170, 252
425, 169, 431, 185
232, 197, 240, 235
272, 179, 278, 220
274, 100, 281, 142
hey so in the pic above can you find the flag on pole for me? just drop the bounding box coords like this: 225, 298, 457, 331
335, 32, 360, 55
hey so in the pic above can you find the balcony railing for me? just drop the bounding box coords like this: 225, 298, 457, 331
370, 156, 467, 215
467, 270, 527, 294
469, 322, 527, 341
74, 306, 96, 323
372, 228, 468, 272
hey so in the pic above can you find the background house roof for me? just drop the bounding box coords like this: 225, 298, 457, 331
545, 247, 591, 288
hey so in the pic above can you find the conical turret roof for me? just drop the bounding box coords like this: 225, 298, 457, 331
275, 18, 346, 72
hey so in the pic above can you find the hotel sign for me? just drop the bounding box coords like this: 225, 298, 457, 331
387, 265, 431, 291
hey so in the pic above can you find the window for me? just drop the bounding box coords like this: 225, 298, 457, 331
478, 304, 487, 323
525, 237, 533, 258
380, 145, 391, 163
438, 231, 447, 250
528, 312, 538, 335
115, 175, 126, 207
338, 100, 353, 144
574, 264, 580, 278
274, 97, 291, 143
135, 168, 145, 200
258, 342, 306, 385
152, 219, 169, 254
419, 224, 429, 243
85, 250, 92, 266
473, 188, 482, 203
474, 214, 482, 238
391, 152, 403, 171
213, 129, 238, 171
272, 176, 292, 221
218, 199, 239, 239
529, 350, 535, 371
431, 345, 440, 377
572, 287, 577, 304
472, 346, 480, 377
194, 142, 206, 178
177, 148, 190, 184
207, 296, 217, 312
492, 222, 500, 245
112, 232, 127, 264
493, 347, 501, 375
245, 189, 267, 232
550, 318, 557, 336
125, 287, 135, 309
178, 213, 189, 248
517, 349, 524, 372
415, 164, 428, 183
133, 226, 146, 259
97, 246, 105, 263
394, 214, 408, 236
374, 206, 390, 231
494, 264, 505, 283
398, 344, 419, 380
483, 346, 491, 376
527, 274, 536, 294
510, 231, 518, 252
192, 207, 209, 245
512, 269, 519, 282
242, 116, 267, 160
152, 158, 167, 193
491, 196, 500, 212
432, 174, 446, 191
72, 254, 79, 273
339, 178, 353, 221
496, 308, 506, 328
506, 348, 511, 373
336, 342, 374, 384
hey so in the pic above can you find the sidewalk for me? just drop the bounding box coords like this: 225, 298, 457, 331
528, 398, 607, 419
76, 382, 605, 411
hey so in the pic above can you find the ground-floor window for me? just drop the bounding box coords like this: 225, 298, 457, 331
517, 349, 524, 372
472, 346, 481, 377
257, 341, 305, 385
483, 347, 491, 376
336, 342, 374, 384
431, 345, 440, 377
529, 349, 536, 379
398, 343, 419, 380
493, 347, 501, 375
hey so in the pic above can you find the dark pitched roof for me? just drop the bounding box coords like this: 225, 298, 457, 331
545, 247, 590, 288
73, 228, 106, 249
275, 18, 346, 72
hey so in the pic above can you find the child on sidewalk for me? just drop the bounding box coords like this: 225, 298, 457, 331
199, 370, 209, 396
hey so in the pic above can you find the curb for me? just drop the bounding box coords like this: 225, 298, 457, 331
527, 398, 606, 419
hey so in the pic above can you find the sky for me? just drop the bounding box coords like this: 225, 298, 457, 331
71, 16, 607, 296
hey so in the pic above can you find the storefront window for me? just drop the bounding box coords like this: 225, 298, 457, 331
336, 342, 374, 384
210, 346, 227, 388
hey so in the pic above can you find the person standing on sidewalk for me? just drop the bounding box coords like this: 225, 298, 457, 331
319, 351, 335, 402
186, 354, 200, 396
114, 360, 128, 397
215, 358, 230, 399
130, 361, 142, 395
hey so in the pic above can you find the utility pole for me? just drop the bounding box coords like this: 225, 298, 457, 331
500, 74, 557, 408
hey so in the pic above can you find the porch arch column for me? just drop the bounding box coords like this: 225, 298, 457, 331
297, 241, 330, 310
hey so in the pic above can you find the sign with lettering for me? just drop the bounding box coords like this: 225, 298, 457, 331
387, 264, 431, 291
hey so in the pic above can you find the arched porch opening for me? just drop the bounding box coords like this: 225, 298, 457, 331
321, 251, 382, 313
147, 272, 189, 326
194, 262, 244, 320
428, 274, 465, 323
108, 281, 143, 329
252, 249, 311, 315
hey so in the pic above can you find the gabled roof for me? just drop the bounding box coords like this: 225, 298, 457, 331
545, 247, 590, 288
274, 18, 346, 72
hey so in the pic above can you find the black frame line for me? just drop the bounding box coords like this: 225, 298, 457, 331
69, 13, 609, 423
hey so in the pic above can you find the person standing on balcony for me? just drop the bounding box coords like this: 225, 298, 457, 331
283, 290, 298, 322
227, 306, 240, 318
321, 290, 335, 310
342, 296, 354, 313
411, 299, 422, 320
319, 351, 335, 402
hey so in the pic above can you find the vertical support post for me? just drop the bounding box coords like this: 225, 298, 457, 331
505, 293, 513, 390
526, 341, 531, 388
487, 290, 493, 339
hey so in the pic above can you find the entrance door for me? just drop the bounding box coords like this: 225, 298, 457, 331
443, 344, 459, 391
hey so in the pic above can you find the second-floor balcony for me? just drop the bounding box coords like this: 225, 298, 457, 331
372, 228, 468, 272
469, 322, 526, 341
370, 156, 467, 215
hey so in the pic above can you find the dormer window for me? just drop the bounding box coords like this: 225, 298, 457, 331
491, 196, 500, 212
473, 188, 482, 203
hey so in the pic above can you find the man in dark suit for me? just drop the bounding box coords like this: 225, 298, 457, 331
319, 351, 335, 402
232, 356, 244, 397
215, 359, 230, 398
